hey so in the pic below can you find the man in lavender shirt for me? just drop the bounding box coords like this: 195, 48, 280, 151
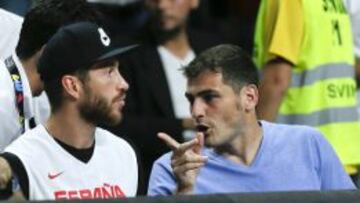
148, 44, 355, 195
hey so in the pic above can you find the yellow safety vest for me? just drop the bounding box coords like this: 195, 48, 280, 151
254, 0, 360, 165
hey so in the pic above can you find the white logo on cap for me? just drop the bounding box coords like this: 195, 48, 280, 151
98, 28, 110, 46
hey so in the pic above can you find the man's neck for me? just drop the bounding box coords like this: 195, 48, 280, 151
162, 30, 191, 59
46, 108, 96, 149
215, 120, 263, 166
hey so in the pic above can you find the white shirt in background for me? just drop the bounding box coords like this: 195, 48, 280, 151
0, 8, 23, 60
157, 46, 195, 118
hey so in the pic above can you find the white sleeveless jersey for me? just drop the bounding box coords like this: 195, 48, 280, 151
5, 125, 138, 200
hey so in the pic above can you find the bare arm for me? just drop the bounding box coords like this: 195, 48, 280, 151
257, 58, 292, 121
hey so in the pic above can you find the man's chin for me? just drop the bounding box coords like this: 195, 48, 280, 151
107, 115, 123, 126
204, 138, 215, 148
160, 23, 178, 32
152, 23, 182, 43
95, 113, 122, 127
33, 89, 44, 97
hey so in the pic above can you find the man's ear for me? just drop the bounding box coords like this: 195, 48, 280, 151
191, 0, 200, 9
61, 75, 83, 100
241, 84, 259, 112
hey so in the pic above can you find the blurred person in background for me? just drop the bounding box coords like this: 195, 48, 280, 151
0, 7, 49, 153
254, 0, 360, 182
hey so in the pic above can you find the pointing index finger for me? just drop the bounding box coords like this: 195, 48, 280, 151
158, 132, 200, 156
176, 139, 199, 155
158, 132, 180, 150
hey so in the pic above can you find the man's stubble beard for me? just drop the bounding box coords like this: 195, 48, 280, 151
79, 88, 123, 127
149, 15, 184, 44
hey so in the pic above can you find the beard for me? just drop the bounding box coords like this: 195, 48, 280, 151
148, 14, 184, 44
79, 90, 123, 127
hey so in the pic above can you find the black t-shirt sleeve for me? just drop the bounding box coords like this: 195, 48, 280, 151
0, 152, 29, 200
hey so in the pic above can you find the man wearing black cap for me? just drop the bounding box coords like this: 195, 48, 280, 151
0, 22, 138, 200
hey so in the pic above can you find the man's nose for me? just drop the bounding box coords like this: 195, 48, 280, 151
120, 77, 129, 91
116, 72, 129, 91
191, 99, 206, 119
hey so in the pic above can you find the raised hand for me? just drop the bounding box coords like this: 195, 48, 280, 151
158, 132, 208, 194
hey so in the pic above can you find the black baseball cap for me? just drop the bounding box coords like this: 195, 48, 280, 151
38, 21, 137, 82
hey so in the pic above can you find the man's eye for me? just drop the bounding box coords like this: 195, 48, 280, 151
186, 96, 194, 105
203, 94, 217, 102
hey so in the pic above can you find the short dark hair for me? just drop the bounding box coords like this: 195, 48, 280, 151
183, 44, 259, 92
16, 0, 100, 60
